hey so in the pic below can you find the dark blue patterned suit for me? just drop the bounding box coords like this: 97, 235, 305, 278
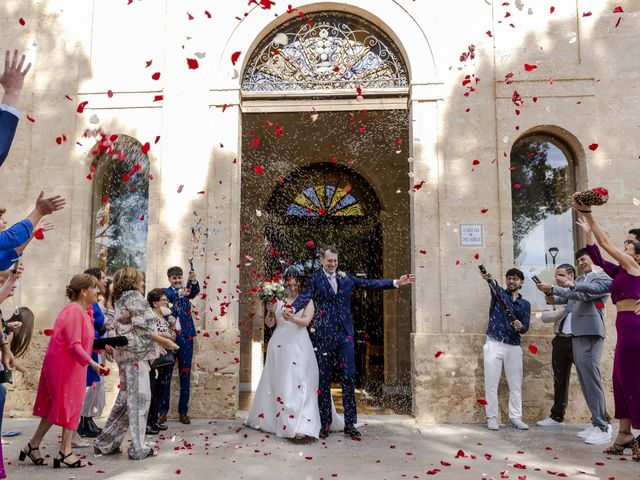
292, 270, 395, 429
0, 108, 19, 167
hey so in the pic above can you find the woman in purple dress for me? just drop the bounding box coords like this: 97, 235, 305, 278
573, 199, 640, 461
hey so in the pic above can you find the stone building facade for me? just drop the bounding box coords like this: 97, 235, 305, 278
0, 0, 637, 423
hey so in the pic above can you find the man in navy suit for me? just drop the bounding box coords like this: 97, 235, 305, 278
1, 49, 31, 167
287, 245, 415, 439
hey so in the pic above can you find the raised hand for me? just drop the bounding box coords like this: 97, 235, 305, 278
396, 273, 416, 287
575, 217, 592, 235
1, 50, 31, 107
556, 276, 575, 289
35, 191, 65, 215
536, 282, 552, 294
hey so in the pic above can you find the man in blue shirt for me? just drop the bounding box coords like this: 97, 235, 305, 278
1, 49, 31, 167
480, 267, 531, 431
161, 266, 200, 425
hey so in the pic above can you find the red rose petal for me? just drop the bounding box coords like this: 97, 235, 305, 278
528, 344, 538, 355
613, 6, 623, 13
26, 114, 35, 122
434, 351, 444, 358
306, 241, 315, 247
43, 328, 54, 336
34, 228, 45, 240
76, 101, 89, 113
187, 58, 199, 69
472, 159, 480, 166
253, 165, 264, 175
582, 11, 592, 17
151, 72, 161, 81
480, 208, 489, 214
524, 63, 537, 72
476, 398, 488, 406
588, 143, 598, 151
231, 51, 241, 66
18, 18, 25, 26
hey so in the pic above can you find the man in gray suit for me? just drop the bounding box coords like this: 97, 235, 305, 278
536, 249, 612, 445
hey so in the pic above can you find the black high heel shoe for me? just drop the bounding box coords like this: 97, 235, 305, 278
53, 451, 85, 469
18, 443, 47, 465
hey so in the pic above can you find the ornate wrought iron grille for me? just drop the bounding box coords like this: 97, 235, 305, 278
242, 12, 409, 92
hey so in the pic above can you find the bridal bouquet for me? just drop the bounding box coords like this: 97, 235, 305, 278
258, 279, 288, 303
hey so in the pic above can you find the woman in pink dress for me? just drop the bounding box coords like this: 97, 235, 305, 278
19, 273, 105, 469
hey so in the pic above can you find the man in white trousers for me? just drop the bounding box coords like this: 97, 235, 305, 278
480, 267, 531, 431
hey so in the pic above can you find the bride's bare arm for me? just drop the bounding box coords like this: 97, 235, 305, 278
293, 300, 314, 327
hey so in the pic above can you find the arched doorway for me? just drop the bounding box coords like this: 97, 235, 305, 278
264, 163, 385, 391
238, 10, 412, 414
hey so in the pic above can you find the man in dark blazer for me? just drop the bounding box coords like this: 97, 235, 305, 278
287, 245, 414, 439
1, 49, 31, 167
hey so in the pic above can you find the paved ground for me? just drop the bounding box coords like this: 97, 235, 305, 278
1, 415, 637, 480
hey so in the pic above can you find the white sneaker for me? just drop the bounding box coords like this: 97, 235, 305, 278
584, 427, 612, 445
510, 419, 529, 430
536, 417, 564, 427
577, 425, 597, 438
487, 418, 499, 431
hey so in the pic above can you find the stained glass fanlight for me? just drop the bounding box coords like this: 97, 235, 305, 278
287, 184, 363, 217
242, 12, 409, 92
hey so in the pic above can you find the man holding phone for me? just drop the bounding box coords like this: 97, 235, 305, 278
536, 250, 612, 445
479, 267, 531, 431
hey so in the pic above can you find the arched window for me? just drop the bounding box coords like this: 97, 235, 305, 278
511, 134, 576, 276
242, 11, 408, 92
287, 184, 364, 217
89, 135, 150, 274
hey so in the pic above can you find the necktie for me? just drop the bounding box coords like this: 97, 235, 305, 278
328, 274, 338, 294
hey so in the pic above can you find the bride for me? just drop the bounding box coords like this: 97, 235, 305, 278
245, 274, 344, 439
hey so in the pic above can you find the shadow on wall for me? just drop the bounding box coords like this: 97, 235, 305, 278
422, 1, 622, 423
0, 0, 92, 415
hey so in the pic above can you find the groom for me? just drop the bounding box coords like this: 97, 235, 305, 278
285, 245, 415, 439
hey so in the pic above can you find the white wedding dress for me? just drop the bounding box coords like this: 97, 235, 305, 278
245, 300, 344, 438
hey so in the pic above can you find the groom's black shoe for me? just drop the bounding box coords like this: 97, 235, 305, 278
319, 427, 330, 439
344, 425, 361, 440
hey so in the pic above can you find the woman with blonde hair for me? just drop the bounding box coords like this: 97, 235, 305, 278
20, 274, 105, 469
93, 267, 177, 460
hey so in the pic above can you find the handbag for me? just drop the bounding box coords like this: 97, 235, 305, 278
152, 349, 175, 368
